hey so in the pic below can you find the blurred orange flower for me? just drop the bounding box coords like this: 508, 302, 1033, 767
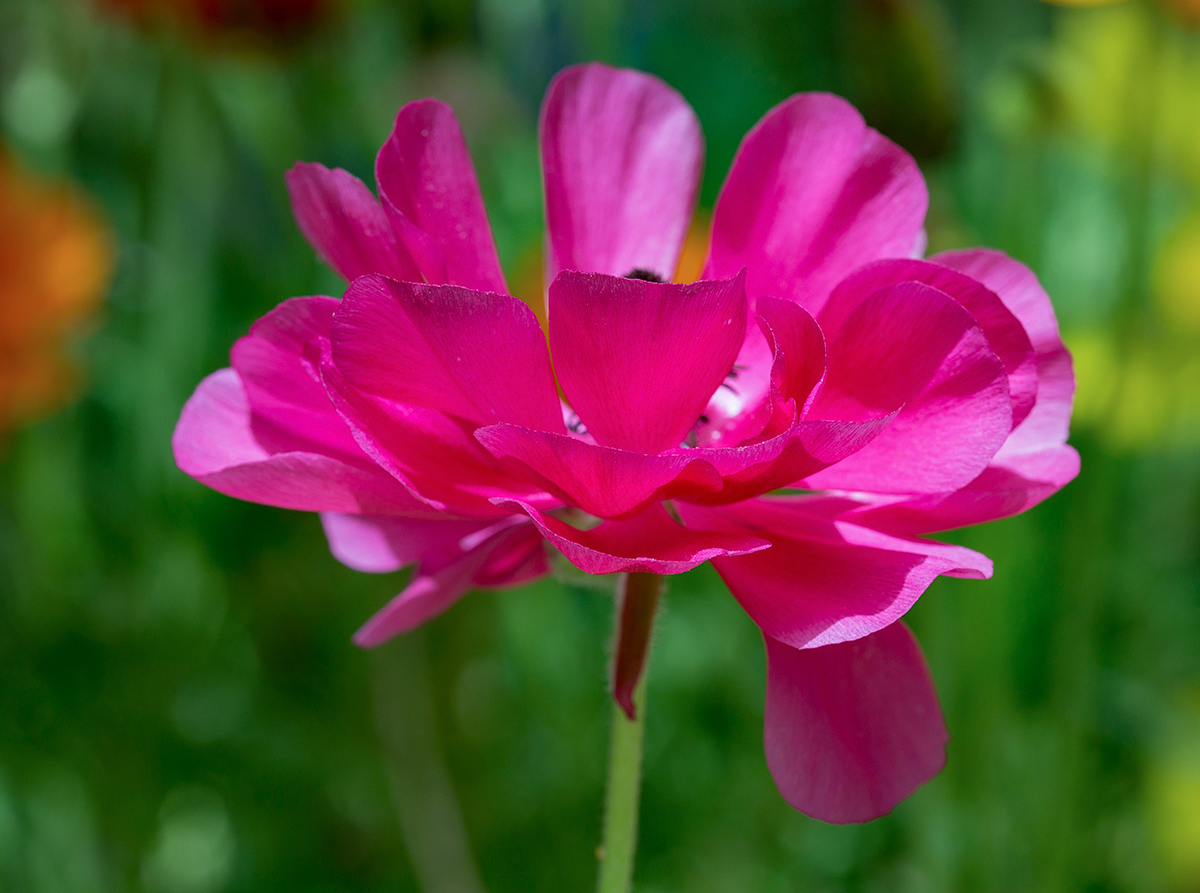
0, 152, 112, 436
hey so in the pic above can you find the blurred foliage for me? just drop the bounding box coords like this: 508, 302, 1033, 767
0, 0, 1198, 891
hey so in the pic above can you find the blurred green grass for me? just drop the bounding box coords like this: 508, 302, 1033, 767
1, 0, 1199, 891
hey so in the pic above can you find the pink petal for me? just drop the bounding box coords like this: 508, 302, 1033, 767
319, 512, 496, 573
705, 93, 926, 315
549, 271, 747, 454
540, 62, 703, 284
820, 259, 1038, 428
932, 249, 1075, 456
476, 423, 724, 519
757, 296, 827, 412
763, 623, 948, 823
804, 281, 1012, 494
497, 500, 770, 576
331, 275, 561, 431
375, 100, 507, 293
845, 444, 1081, 535
680, 499, 990, 649
173, 368, 430, 515
230, 296, 362, 460
286, 163, 420, 282
352, 519, 547, 647
319, 347, 555, 517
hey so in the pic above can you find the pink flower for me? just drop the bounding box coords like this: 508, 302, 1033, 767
173, 63, 1078, 824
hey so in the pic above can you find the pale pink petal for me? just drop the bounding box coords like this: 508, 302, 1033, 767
932, 249, 1075, 456
705, 93, 927, 315
319, 512, 494, 573
375, 100, 506, 293
549, 271, 747, 453
819, 259, 1038, 428
497, 500, 770, 576
476, 423, 723, 519
319, 346, 556, 517
804, 281, 1012, 494
352, 519, 546, 647
540, 62, 703, 284
680, 499, 990, 649
331, 275, 561, 431
230, 296, 362, 460
286, 163, 420, 282
173, 368, 430, 515
763, 623, 948, 823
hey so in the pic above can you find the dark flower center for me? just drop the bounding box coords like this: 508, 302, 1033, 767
624, 268, 664, 282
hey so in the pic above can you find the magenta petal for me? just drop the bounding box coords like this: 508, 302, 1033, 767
352, 518, 547, 647
756, 295, 827, 411
230, 296, 362, 460
286, 163, 420, 282
932, 249, 1075, 457
681, 499, 990, 649
805, 281, 1012, 494
320, 512, 494, 573
763, 623, 948, 823
540, 62, 703, 284
332, 275, 561, 431
375, 100, 507, 293
173, 368, 429, 515
705, 93, 927, 315
549, 271, 747, 453
820, 259, 1038, 428
475, 423, 723, 519
497, 500, 770, 576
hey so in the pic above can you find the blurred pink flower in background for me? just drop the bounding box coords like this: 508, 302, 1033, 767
173, 63, 1077, 823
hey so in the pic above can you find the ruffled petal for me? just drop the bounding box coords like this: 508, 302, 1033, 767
804, 281, 1012, 494
286, 163, 420, 282
173, 368, 430, 515
763, 623, 948, 823
540, 62, 703, 284
932, 249, 1075, 456
475, 423, 723, 519
496, 500, 770, 575
230, 296, 362, 460
705, 93, 926, 315
375, 100, 507, 293
319, 512, 496, 573
549, 271, 747, 453
680, 498, 990, 649
820, 259, 1038, 429
331, 275, 561, 431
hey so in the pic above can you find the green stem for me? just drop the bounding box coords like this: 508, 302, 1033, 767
596, 573, 661, 893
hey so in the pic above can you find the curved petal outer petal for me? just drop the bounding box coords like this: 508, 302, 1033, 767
680, 499, 990, 649
352, 520, 546, 647
285, 163, 422, 283
820, 259, 1038, 428
320, 350, 556, 517
705, 92, 927, 316
173, 368, 433, 516
549, 271, 747, 454
319, 512, 499, 573
375, 99, 507, 293
845, 443, 1081, 535
805, 281, 1012, 494
332, 275, 561, 432
231, 296, 363, 461
932, 249, 1075, 457
757, 296, 827, 412
475, 423, 723, 519
497, 500, 770, 576
540, 62, 703, 285
763, 623, 948, 824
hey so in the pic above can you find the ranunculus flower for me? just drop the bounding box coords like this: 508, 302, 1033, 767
173, 63, 1078, 823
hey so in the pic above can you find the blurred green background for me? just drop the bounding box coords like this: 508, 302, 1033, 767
1, 0, 1199, 890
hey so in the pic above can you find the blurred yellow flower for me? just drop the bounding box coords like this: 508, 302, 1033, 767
0, 152, 111, 436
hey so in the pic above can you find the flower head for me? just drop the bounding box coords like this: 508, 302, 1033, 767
173, 63, 1078, 823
